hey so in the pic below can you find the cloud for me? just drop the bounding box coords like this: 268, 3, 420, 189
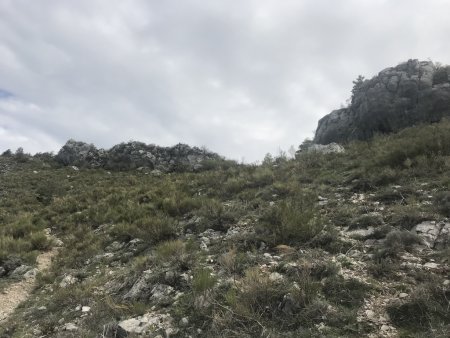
1, 0, 450, 161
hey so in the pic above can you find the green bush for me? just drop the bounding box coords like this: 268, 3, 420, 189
349, 213, 383, 230
387, 282, 450, 332
435, 191, 450, 217
192, 268, 216, 293
376, 230, 422, 258
259, 193, 323, 245
30, 232, 52, 250
323, 276, 370, 308
373, 119, 450, 168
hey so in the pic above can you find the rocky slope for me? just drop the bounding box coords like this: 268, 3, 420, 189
314, 59, 450, 144
0, 119, 449, 337
55, 139, 221, 172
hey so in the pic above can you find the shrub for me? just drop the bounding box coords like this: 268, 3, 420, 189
161, 193, 200, 217
349, 213, 383, 230
259, 193, 323, 245
376, 230, 422, 258
373, 120, 450, 168
323, 276, 370, 308
192, 268, 216, 293
30, 232, 52, 250
387, 282, 450, 331
154, 239, 194, 269
435, 191, 450, 217
222, 267, 320, 334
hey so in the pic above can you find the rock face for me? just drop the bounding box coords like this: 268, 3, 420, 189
314, 59, 450, 144
412, 221, 450, 250
55, 139, 221, 172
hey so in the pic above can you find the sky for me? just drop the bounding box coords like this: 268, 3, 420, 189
1, 0, 450, 162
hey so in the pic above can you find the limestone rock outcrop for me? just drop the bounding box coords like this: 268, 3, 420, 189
55, 139, 221, 172
314, 59, 450, 144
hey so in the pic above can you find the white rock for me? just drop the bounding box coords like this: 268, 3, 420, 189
424, 262, 439, 269
179, 317, 189, 326
81, 306, 91, 312
118, 312, 175, 335
365, 310, 375, 319
200, 241, 208, 251
24, 268, 38, 279
269, 272, 284, 282
63, 323, 78, 331
399, 293, 408, 299
60, 275, 78, 288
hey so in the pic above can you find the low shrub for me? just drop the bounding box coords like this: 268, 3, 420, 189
258, 193, 323, 245
323, 276, 370, 308
349, 213, 383, 230
192, 268, 216, 294
387, 282, 450, 332
435, 191, 450, 217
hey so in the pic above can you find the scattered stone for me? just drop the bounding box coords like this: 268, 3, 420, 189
106, 241, 125, 252
10, 265, 31, 277
60, 274, 78, 288
381, 324, 390, 332
23, 268, 38, 279
151, 169, 163, 176
150, 284, 174, 305
118, 312, 176, 336
179, 317, 189, 327
63, 323, 78, 331
365, 310, 375, 319
81, 306, 91, 313
123, 269, 153, 301
269, 272, 284, 282
200, 241, 208, 251
423, 262, 439, 269
399, 293, 408, 299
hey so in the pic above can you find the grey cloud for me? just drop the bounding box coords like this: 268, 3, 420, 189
1, 0, 450, 161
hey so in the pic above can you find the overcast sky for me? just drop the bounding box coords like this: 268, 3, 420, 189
1, 0, 450, 162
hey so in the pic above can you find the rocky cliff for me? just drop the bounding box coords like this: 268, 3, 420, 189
314, 59, 450, 144
55, 139, 221, 172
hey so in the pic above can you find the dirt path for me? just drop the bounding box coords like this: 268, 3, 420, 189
0, 235, 60, 322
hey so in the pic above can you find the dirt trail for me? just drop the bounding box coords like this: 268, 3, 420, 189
0, 235, 60, 322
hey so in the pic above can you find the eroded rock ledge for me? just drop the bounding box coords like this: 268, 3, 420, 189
55, 139, 221, 172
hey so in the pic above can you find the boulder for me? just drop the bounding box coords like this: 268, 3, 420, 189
412, 221, 450, 249
55, 139, 107, 168
305, 143, 345, 154
123, 270, 153, 301
314, 60, 450, 144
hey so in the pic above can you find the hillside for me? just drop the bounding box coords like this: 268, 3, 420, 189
0, 119, 449, 337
